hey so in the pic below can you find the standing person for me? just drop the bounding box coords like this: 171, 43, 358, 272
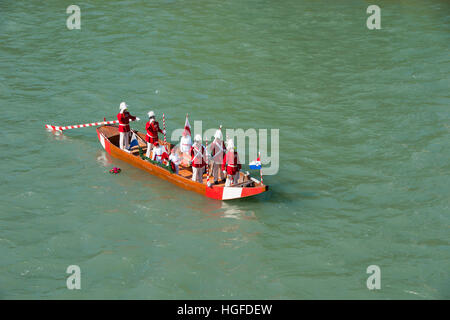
117, 102, 137, 151
179, 114, 192, 167
190, 134, 207, 183
179, 129, 192, 166
209, 129, 226, 184
222, 139, 241, 187
179, 130, 192, 154
145, 111, 165, 158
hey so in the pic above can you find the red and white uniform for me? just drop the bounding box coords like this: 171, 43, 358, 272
145, 120, 163, 158
190, 144, 207, 183
152, 145, 169, 163
180, 134, 192, 153
179, 134, 192, 167
210, 139, 226, 182
169, 152, 180, 174
117, 110, 136, 150
145, 120, 163, 144
222, 150, 241, 175
117, 111, 136, 133
210, 140, 226, 164
190, 144, 207, 168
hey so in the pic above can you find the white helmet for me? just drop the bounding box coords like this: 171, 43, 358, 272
226, 139, 234, 150
214, 129, 223, 140
119, 102, 128, 112
194, 134, 202, 143
147, 111, 155, 118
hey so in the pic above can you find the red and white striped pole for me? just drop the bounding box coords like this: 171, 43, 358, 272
44, 118, 139, 132
205, 137, 210, 183
162, 113, 167, 144
259, 151, 263, 185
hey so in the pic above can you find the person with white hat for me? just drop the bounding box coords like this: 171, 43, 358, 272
151, 141, 169, 164
179, 128, 192, 167
179, 129, 192, 154
145, 110, 165, 158
190, 134, 207, 183
117, 102, 137, 151
222, 139, 241, 187
209, 128, 226, 184
169, 147, 181, 174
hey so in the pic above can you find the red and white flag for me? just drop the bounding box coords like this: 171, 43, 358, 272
184, 114, 191, 136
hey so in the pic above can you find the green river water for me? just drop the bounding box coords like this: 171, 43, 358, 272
0, 0, 449, 299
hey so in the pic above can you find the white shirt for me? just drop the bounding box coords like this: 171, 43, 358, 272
180, 135, 192, 153
152, 145, 166, 162
169, 153, 180, 165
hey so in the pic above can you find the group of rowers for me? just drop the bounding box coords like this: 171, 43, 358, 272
116, 102, 242, 187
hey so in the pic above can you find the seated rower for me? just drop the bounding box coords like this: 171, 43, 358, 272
151, 141, 169, 164
169, 148, 181, 174
222, 139, 241, 187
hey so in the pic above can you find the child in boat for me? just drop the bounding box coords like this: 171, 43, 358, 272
169, 148, 181, 174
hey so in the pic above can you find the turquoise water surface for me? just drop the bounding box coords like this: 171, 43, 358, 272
0, 0, 449, 299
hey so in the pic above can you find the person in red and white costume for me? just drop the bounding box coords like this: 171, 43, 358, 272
169, 148, 181, 174
190, 134, 207, 183
179, 115, 192, 167
180, 130, 192, 154
117, 102, 138, 151
179, 130, 192, 167
145, 111, 165, 158
209, 129, 226, 184
151, 141, 169, 163
222, 139, 242, 187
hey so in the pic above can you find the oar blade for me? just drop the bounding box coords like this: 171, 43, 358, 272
45, 124, 63, 131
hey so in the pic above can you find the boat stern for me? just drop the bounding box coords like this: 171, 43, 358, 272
96, 127, 111, 154
205, 184, 268, 200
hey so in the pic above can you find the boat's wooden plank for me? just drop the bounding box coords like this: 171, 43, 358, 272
229, 180, 254, 188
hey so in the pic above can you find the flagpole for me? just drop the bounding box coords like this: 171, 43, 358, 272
259, 151, 263, 185
163, 113, 166, 144
205, 136, 210, 187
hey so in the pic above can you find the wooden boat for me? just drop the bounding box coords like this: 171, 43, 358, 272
96, 125, 268, 200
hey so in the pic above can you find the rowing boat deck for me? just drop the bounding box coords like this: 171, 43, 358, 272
101, 125, 252, 187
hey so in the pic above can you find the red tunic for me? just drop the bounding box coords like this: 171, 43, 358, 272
117, 111, 136, 132
145, 121, 163, 143
190, 145, 206, 168
222, 151, 241, 175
